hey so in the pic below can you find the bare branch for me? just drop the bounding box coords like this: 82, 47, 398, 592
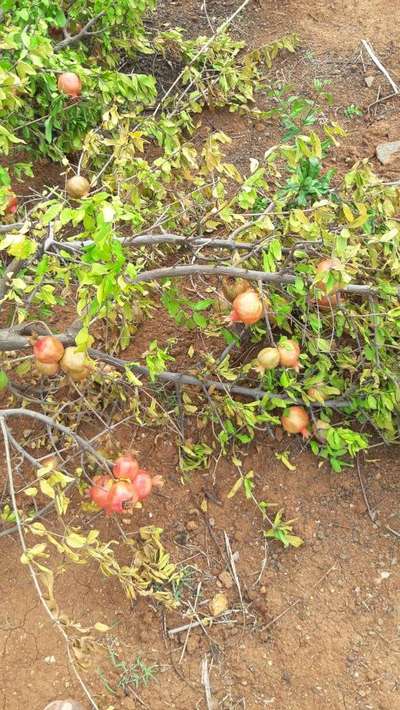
361, 39, 399, 94
0, 408, 110, 470
54, 12, 105, 51
131, 264, 399, 297
0, 222, 24, 234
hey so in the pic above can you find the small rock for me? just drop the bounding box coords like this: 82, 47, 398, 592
186, 520, 198, 532
365, 75, 375, 88
209, 592, 228, 617
208, 517, 215, 527
376, 140, 400, 165
218, 570, 233, 589
44, 656, 56, 664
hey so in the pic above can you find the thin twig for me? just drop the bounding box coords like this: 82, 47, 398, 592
356, 456, 377, 523
361, 40, 399, 94
0, 408, 110, 471
224, 531, 245, 626
201, 656, 214, 710
179, 582, 202, 663
54, 12, 105, 51
386, 525, 400, 539
167, 610, 237, 636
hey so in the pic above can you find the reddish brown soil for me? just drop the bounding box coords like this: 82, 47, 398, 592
1, 2, 400, 709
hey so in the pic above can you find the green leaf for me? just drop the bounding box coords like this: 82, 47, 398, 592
0, 370, 8, 390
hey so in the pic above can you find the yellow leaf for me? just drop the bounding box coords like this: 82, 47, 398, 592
227, 477, 243, 499
65, 532, 87, 549
275, 451, 296, 471
39, 479, 55, 499
200, 498, 208, 513
94, 622, 111, 633
342, 204, 354, 223
24, 487, 38, 497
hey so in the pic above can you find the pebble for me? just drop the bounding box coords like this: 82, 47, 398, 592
209, 592, 229, 617
218, 570, 233, 589
365, 75, 375, 87
376, 140, 400, 165
186, 520, 198, 532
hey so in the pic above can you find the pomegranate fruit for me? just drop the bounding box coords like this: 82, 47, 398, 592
278, 339, 301, 371
222, 277, 250, 303
113, 453, 139, 482
315, 257, 343, 294
5, 193, 17, 215
255, 347, 280, 373
69, 366, 91, 382
106, 480, 138, 515
36, 360, 60, 376
89, 475, 113, 509
58, 72, 82, 98
281, 406, 310, 439
66, 175, 90, 199
307, 385, 325, 402
33, 336, 65, 364
60, 347, 88, 373
230, 290, 263, 325
317, 292, 341, 310
133, 469, 153, 501
312, 419, 331, 443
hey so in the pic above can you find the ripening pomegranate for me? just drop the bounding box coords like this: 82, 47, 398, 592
33, 336, 65, 364
315, 257, 343, 294
230, 290, 263, 325
277, 339, 301, 371
89, 475, 113, 509
60, 347, 88, 373
57, 72, 82, 98
113, 453, 139, 482
281, 406, 310, 439
66, 176, 90, 199
36, 360, 60, 376
255, 347, 280, 374
317, 292, 341, 310
5, 193, 17, 215
222, 277, 251, 303
133, 469, 153, 500
105, 480, 138, 515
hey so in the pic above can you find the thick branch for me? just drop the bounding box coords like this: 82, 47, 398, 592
88, 348, 351, 409
0, 319, 81, 352
55, 232, 270, 253
0, 222, 24, 234
54, 12, 104, 51
131, 264, 399, 297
